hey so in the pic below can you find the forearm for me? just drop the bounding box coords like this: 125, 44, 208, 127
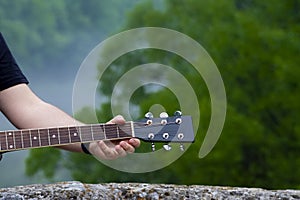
21, 101, 84, 152
0, 84, 140, 159
0, 84, 84, 153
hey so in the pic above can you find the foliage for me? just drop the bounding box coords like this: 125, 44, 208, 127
79, 0, 299, 189
0, 0, 139, 70
25, 147, 61, 180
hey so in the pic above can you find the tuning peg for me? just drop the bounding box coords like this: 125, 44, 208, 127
175, 118, 182, 124
159, 112, 168, 118
151, 142, 155, 152
160, 112, 168, 125
174, 110, 182, 116
145, 112, 153, 125
163, 144, 172, 151
180, 143, 185, 151
145, 112, 154, 119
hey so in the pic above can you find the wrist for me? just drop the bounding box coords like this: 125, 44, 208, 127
81, 143, 91, 155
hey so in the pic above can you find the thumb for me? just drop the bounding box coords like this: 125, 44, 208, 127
107, 115, 126, 125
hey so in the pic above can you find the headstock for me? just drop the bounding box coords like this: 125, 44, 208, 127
133, 111, 194, 151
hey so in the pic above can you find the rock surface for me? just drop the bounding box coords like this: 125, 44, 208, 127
0, 181, 299, 200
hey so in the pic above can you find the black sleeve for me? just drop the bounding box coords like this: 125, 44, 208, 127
0, 33, 29, 91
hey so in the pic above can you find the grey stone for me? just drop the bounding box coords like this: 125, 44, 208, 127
0, 181, 299, 200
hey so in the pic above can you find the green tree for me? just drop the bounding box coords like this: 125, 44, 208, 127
69, 0, 300, 189
0, 0, 140, 183
0, 0, 140, 70
19, 0, 300, 189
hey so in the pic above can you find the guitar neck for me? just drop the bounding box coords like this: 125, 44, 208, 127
0, 115, 195, 153
0, 122, 134, 153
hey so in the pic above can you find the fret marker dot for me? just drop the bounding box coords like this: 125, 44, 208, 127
33, 136, 37, 140
73, 133, 77, 136
8, 132, 12, 136
52, 135, 56, 138
9, 145, 13, 148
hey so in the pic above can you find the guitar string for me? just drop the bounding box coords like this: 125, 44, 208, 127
1, 121, 176, 149
0, 126, 133, 149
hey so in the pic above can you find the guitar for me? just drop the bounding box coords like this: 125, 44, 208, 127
0, 111, 194, 153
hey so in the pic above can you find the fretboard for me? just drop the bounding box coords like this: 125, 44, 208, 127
0, 122, 134, 152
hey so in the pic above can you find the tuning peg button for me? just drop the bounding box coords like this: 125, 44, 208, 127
145, 112, 154, 119
159, 112, 168, 118
180, 144, 185, 151
163, 144, 172, 151
145, 112, 153, 125
151, 143, 155, 152
174, 110, 182, 116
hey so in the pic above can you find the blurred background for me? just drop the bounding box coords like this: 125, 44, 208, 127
0, 0, 299, 189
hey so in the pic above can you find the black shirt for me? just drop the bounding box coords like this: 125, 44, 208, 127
0, 33, 28, 160
0, 33, 29, 91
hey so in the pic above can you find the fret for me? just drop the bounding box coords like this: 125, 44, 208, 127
105, 124, 118, 140
0, 132, 7, 151
130, 121, 135, 137
91, 124, 105, 140
22, 130, 31, 148
117, 125, 120, 138
38, 130, 41, 147
6, 131, 15, 150
58, 127, 70, 145
13, 131, 16, 149
57, 127, 61, 144
5, 132, 8, 149
39, 128, 49, 147
14, 130, 23, 149
47, 128, 50, 145
49, 128, 59, 145
103, 124, 107, 140
29, 129, 33, 147
30, 129, 40, 148
90, 125, 95, 141
80, 126, 93, 143
21, 130, 24, 148
68, 126, 72, 143
69, 126, 81, 143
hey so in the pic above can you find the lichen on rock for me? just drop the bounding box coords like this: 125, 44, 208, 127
0, 181, 299, 200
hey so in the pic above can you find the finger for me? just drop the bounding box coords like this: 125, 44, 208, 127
98, 141, 118, 160
107, 115, 125, 125
128, 138, 141, 148
119, 141, 135, 154
115, 144, 127, 157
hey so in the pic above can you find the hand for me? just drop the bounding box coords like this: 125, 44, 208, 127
88, 115, 140, 160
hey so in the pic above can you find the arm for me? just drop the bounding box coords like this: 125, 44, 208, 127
0, 84, 140, 158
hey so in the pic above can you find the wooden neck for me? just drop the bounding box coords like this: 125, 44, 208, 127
0, 122, 134, 152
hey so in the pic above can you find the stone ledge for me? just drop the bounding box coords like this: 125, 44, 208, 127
0, 181, 299, 200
